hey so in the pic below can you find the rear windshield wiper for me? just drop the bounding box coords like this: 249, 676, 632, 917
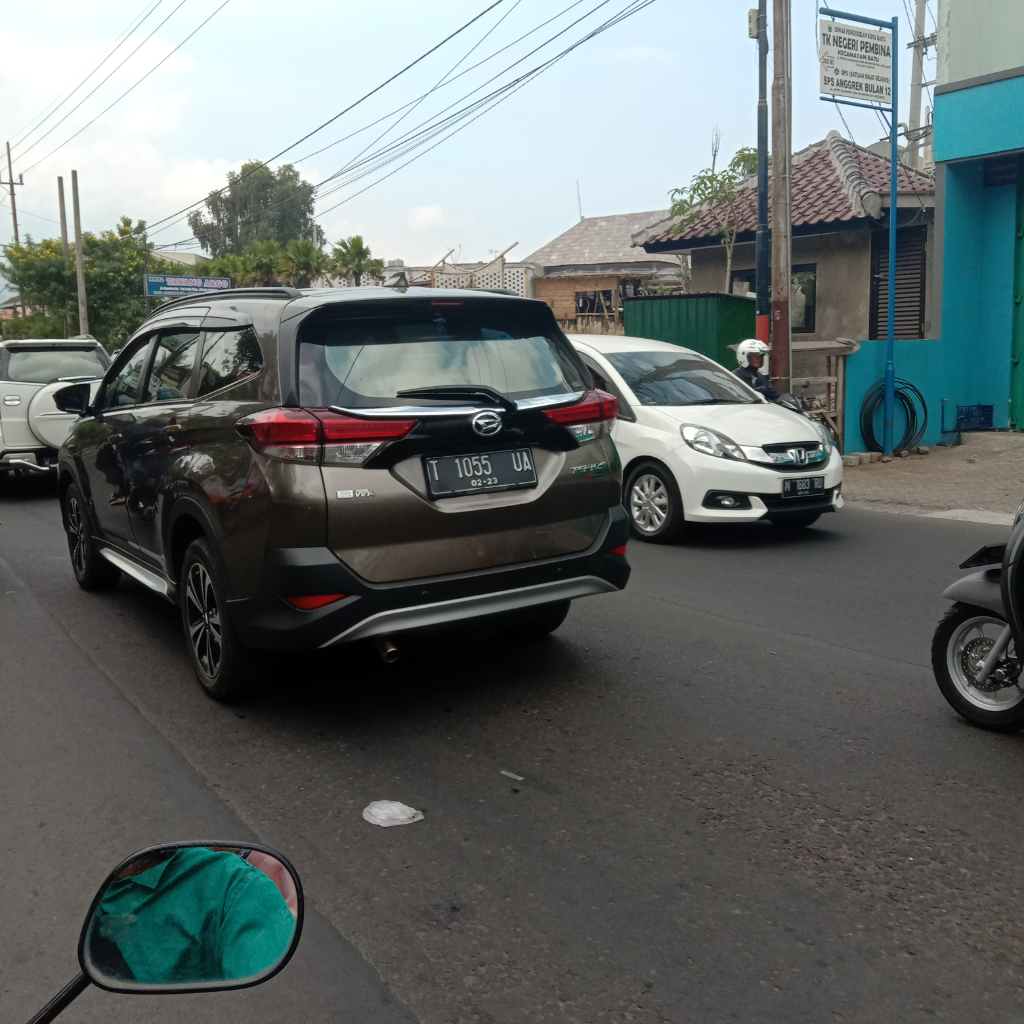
395, 384, 516, 412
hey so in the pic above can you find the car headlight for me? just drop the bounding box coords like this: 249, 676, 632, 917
680, 424, 746, 461
809, 417, 833, 452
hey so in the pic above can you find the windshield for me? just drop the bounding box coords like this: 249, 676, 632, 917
605, 350, 757, 407
299, 310, 587, 408
3, 346, 109, 383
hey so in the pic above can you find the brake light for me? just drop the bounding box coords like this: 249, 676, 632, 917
544, 389, 618, 443
237, 408, 417, 464
283, 593, 347, 610
237, 408, 321, 462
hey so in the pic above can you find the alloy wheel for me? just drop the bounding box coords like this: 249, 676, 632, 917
66, 494, 87, 576
186, 563, 222, 678
630, 473, 669, 534
947, 614, 1024, 711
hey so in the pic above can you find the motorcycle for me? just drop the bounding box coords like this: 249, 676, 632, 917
932, 501, 1024, 731
27, 840, 302, 1024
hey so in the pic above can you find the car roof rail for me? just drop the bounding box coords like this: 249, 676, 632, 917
142, 286, 302, 322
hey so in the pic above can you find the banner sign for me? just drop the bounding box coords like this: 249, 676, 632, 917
144, 274, 231, 297
819, 19, 893, 104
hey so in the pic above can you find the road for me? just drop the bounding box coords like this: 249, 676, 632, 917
3, 473, 1024, 1023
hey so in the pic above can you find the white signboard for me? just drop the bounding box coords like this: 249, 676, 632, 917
819, 19, 892, 105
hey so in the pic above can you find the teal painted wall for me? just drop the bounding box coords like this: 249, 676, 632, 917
934, 75, 1024, 162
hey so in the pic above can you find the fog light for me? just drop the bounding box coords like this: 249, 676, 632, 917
719, 495, 738, 507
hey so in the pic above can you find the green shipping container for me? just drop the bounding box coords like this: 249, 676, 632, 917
622, 292, 756, 369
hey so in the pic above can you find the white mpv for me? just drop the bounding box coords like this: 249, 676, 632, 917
569, 335, 844, 542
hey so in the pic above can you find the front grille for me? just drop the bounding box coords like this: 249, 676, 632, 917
756, 441, 828, 472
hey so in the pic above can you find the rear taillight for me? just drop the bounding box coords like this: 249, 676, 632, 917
237, 408, 321, 462
283, 593, 347, 610
313, 409, 416, 466
544, 389, 619, 444
237, 408, 417, 464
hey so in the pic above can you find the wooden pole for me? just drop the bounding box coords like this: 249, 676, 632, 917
71, 170, 89, 337
770, 0, 791, 393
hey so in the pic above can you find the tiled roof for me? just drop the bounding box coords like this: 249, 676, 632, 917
634, 131, 933, 249
524, 210, 676, 268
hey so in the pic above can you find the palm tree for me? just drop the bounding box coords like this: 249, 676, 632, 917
281, 239, 327, 288
203, 253, 246, 287
329, 235, 384, 287
243, 240, 284, 286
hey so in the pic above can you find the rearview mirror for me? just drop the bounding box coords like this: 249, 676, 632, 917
53, 382, 91, 416
79, 841, 302, 993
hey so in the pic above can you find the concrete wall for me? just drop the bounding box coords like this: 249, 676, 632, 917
937, 0, 1024, 87
690, 230, 874, 341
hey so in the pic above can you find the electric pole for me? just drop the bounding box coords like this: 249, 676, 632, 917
753, 1, 770, 345
770, 0, 792, 393
907, 0, 934, 168
71, 170, 89, 337
2, 142, 26, 317
58, 177, 72, 338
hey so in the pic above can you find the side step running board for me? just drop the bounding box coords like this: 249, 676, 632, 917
98, 547, 176, 602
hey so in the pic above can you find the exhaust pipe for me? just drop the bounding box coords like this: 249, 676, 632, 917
374, 636, 400, 664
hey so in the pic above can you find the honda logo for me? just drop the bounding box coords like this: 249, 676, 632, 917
787, 447, 809, 466
471, 410, 503, 437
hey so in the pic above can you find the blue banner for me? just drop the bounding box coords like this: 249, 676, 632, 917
145, 274, 231, 297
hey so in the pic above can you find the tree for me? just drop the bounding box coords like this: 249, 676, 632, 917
198, 252, 247, 287
669, 132, 759, 292
281, 239, 327, 287
242, 240, 284, 286
0, 217, 180, 350
329, 235, 383, 287
187, 161, 321, 257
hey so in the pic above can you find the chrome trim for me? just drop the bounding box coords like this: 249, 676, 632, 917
97, 546, 175, 600
327, 392, 584, 419
5, 458, 52, 473
321, 575, 618, 646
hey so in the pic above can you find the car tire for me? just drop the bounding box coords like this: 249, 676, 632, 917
625, 461, 685, 543
63, 482, 122, 590
932, 602, 1024, 732
769, 512, 822, 530
180, 537, 252, 702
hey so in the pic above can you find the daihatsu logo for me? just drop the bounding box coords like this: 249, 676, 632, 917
471, 411, 502, 437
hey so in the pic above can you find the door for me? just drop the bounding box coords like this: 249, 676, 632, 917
1011, 156, 1024, 429
125, 329, 203, 567
79, 339, 153, 546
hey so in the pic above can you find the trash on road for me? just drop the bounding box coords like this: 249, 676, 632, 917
362, 800, 424, 827
500, 770, 524, 781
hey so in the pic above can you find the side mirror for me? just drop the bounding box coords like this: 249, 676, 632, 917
773, 392, 802, 412
53, 383, 91, 416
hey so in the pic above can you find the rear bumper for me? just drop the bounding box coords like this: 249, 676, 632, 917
227, 504, 631, 649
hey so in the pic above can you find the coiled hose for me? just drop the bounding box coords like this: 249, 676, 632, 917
859, 378, 928, 453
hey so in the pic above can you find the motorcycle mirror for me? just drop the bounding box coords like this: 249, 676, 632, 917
28, 842, 303, 1024
773, 393, 802, 412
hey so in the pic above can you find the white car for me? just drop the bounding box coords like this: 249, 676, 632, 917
568, 334, 844, 541
0, 337, 109, 478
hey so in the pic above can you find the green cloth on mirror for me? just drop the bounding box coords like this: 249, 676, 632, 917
91, 847, 294, 985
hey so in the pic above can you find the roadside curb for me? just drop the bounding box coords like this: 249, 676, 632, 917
844, 500, 1014, 526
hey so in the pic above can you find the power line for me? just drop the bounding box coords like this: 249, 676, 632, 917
11, 0, 189, 164
144, 0, 508, 233
19, 1, 230, 176
9, 0, 165, 153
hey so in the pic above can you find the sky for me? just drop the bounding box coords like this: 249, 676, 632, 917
0, 0, 937, 277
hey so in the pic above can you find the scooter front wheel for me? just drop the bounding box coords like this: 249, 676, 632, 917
932, 602, 1024, 731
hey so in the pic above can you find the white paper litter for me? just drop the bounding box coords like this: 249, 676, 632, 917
362, 800, 424, 827
500, 770, 524, 781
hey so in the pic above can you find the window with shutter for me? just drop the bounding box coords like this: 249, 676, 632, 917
870, 226, 927, 340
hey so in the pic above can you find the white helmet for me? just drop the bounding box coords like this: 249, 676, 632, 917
736, 338, 769, 368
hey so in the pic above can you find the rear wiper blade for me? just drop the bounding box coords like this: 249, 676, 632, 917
395, 384, 516, 412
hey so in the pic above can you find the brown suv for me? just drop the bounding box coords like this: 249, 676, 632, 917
55, 287, 629, 699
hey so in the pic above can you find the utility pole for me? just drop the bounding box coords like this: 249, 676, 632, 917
907, 0, 933, 168
58, 177, 72, 338
71, 170, 89, 337
770, 0, 792, 393
753, 1, 770, 345
3, 142, 26, 317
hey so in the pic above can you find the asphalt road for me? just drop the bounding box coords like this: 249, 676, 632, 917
3, 473, 1024, 1023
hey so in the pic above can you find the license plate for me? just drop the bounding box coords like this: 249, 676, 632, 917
782, 476, 825, 499
424, 449, 538, 498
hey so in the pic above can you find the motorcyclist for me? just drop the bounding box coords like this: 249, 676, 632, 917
734, 339, 782, 401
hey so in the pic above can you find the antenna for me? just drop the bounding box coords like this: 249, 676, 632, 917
576, 179, 583, 221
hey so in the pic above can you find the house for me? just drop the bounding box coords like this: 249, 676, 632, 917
633, 132, 935, 345
931, 0, 1024, 432
523, 212, 681, 326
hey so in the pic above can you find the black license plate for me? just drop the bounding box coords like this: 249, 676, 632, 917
782, 476, 825, 499
424, 449, 538, 498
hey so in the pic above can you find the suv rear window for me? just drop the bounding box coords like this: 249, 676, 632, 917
299, 307, 587, 408
2, 345, 109, 383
